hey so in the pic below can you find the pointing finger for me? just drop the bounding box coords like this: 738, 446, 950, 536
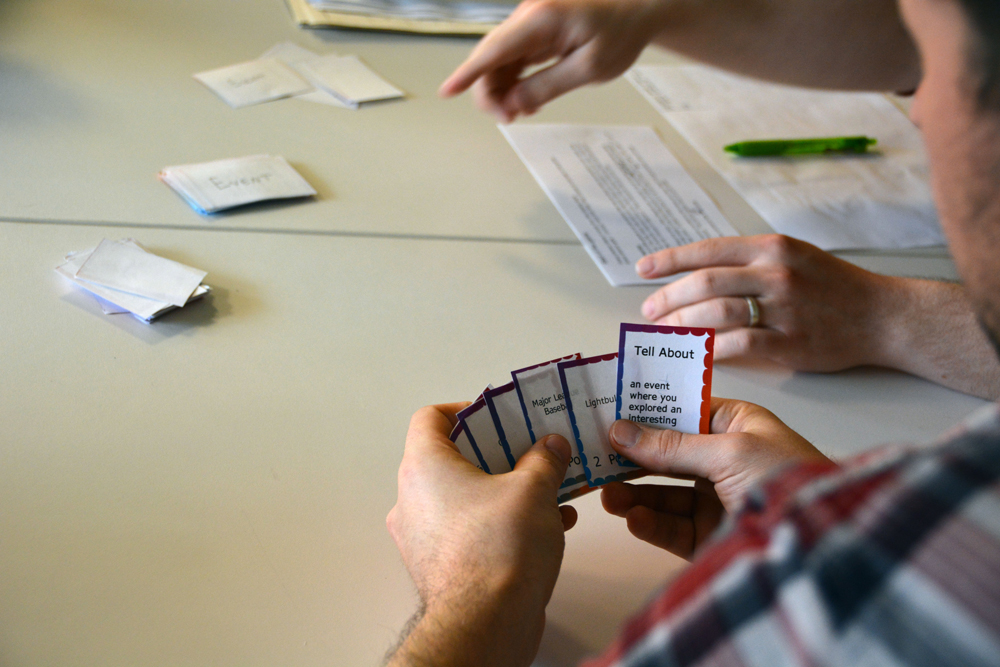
502, 43, 605, 114
439, 5, 560, 97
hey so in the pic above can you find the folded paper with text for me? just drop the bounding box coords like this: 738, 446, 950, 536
626, 65, 942, 251
194, 42, 404, 110
56, 239, 210, 322
159, 155, 316, 215
193, 58, 312, 108
449, 324, 715, 503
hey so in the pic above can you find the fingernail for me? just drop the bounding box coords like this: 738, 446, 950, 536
635, 256, 654, 276
612, 421, 641, 448
543, 434, 570, 464
642, 299, 657, 320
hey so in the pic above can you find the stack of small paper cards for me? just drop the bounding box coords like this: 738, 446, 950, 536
194, 42, 404, 109
159, 155, 316, 215
56, 239, 210, 323
452, 323, 715, 503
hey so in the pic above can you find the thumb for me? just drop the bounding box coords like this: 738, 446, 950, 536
609, 420, 731, 480
514, 434, 572, 492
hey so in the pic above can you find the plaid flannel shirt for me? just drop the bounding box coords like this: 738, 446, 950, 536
586, 405, 1000, 667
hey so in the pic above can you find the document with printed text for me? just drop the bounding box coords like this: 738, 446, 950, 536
501, 124, 738, 287
627, 65, 943, 251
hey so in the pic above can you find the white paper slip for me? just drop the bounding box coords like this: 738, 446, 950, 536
616, 324, 715, 434
75, 239, 206, 308
511, 355, 589, 500
626, 65, 943, 251
458, 399, 512, 474
259, 42, 353, 109
501, 124, 738, 287
193, 58, 312, 108
295, 54, 404, 107
159, 155, 317, 215
485, 382, 535, 464
559, 353, 640, 487
92, 293, 131, 315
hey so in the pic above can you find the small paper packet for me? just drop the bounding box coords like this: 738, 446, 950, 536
295, 54, 404, 108
259, 42, 353, 108
193, 58, 311, 108
56, 239, 210, 323
159, 155, 316, 215
75, 238, 206, 307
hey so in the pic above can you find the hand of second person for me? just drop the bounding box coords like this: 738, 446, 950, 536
637, 234, 905, 373
439, 0, 668, 122
602, 397, 832, 560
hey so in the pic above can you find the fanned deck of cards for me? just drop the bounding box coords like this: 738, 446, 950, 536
450, 324, 715, 503
56, 239, 210, 323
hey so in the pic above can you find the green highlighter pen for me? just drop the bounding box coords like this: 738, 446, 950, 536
724, 136, 877, 157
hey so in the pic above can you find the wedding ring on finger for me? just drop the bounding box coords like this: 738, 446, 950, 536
744, 296, 761, 328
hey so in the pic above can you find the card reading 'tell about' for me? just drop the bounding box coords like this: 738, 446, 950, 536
616, 323, 715, 435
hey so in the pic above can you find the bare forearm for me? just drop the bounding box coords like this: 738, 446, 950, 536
651, 0, 920, 92
386, 610, 485, 667
386, 590, 545, 667
876, 278, 1000, 400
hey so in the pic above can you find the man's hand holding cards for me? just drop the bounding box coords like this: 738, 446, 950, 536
448, 324, 716, 503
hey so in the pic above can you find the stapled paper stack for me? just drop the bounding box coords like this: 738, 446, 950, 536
159, 155, 316, 215
450, 323, 715, 503
56, 239, 210, 323
284, 0, 512, 35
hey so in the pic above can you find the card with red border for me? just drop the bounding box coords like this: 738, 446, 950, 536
616, 324, 715, 435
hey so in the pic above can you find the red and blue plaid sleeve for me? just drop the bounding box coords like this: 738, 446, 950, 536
586, 408, 1000, 667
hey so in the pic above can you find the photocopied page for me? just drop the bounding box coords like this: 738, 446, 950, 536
501, 124, 739, 287
627, 65, 943, 251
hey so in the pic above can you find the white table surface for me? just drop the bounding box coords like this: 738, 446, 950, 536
0, 1, 985, 665
0, 0, 960, 281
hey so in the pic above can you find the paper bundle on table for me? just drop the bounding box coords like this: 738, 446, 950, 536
56, 239, 210, 323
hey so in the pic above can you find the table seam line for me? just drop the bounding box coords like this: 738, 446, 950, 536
0, 217, 583, 247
